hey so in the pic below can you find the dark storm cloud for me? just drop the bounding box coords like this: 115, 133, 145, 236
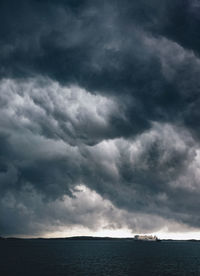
1, 0, 200, 236
1, 0, 200, 137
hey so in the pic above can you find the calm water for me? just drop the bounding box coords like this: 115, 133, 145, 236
1, 240, 200, 275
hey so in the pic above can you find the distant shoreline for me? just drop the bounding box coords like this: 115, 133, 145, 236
1, 236, 200, 242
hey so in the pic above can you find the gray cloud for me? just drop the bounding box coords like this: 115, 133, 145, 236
0, 78, 200, 236
1, 0, 200, 236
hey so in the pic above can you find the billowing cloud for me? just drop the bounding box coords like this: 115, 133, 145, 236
1, 0, 200, 237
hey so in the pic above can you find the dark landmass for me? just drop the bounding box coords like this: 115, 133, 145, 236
0, 236, 132, 241
1, 236, 200, 242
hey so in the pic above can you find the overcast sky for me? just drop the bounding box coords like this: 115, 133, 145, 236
1, 0, 200, 238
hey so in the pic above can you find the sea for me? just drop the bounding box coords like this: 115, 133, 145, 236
1, 239, 200, 275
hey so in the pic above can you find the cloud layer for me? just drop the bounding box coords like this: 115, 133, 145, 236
1, 0, 200, 236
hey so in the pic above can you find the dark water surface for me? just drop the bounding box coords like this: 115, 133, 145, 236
1, 240, 200, 275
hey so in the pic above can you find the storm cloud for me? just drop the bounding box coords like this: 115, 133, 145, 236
1, 0, 200, 237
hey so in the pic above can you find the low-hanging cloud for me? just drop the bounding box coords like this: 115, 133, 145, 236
1, 0, 200, 236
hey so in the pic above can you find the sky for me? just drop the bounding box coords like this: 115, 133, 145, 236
1, 0, 200, 239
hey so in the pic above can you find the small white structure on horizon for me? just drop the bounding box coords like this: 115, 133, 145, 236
134, 235, 158, 241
